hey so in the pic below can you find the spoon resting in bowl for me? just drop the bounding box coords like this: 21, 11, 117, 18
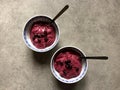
81, 56, 108, 60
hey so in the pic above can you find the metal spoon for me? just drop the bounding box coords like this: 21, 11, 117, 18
81, 56, 108, 60
52, 5, 69, 22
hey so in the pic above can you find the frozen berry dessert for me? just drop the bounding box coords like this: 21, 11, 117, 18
54, 50, 82, 79
30, 22, 56, 49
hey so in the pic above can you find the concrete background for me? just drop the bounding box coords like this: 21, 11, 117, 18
0, 0, 120, 90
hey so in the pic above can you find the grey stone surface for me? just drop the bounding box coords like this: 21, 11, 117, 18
0, 0, 120, 90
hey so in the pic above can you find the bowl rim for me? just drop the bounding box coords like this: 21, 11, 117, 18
50, 46, 88, 84
22, 15, 60, 52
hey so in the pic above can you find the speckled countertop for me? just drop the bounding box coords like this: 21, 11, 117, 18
0, 0, 120, 90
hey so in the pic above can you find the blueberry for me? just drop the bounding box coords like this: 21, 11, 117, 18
41, 34, 45, 37
33, 34, 41, 40
63, 70, 67, 76
76, 68, 79, 72
65, 60, 72, 70
65, 63, 72, 70
65, 60, 71, 64
38, 39, 41, 43
44, 31, 47, 36
44, 37, 48, 42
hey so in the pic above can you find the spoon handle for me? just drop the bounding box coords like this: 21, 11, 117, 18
81, 56, 108, 60
52, 5, 69, 21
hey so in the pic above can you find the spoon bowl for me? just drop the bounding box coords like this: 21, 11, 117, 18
51, 46, 88, 84
23, 16, 59, 52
